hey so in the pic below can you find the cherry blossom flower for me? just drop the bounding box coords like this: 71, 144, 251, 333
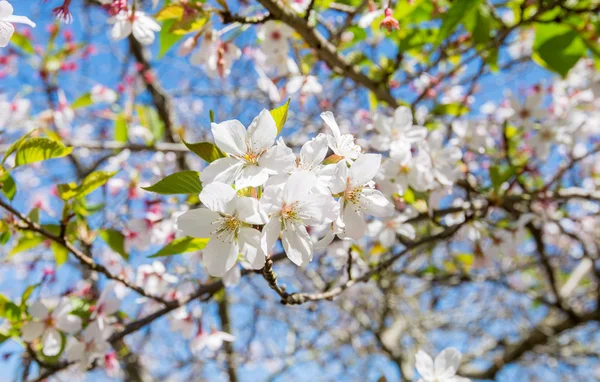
135, 261, 178, 295
52, 0, 73, 24
507, 91, 545, 129
90, 282, 121, 331
372, 106, 428, 153
191, 329, 235, 354
65, 321, 110, 372
330, 153, 394, 240
0, 1, 36, 48
422, 131, 462, 187
320, 111, 362, 164
261, 172, 338, 265
200, 110, 295, 188
369, 207, 418, 247
190, 30, 241, 78
176, 182, 267, 276
108, 9, 161, 45
21, 299, 82, 356
169, 306, 200, 339
415, 348, 471, 382
380, 150, 434, 195
90, 85, 118, 104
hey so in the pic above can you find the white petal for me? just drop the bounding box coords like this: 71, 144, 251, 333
203, 237, 238, 277
4, 15, 36, 28
200, 157, 244, 186
283, 171, 316, 203
350, 154, 381, 187
282, 223, 313, 266
132, 23, 156, 45
42, 328, 62, 356
320, 111, 341, 141
258, 143, 296, 174
0, 21, 15, 48
247, 109, 277, 153
330, 160, 348, 194
396, 223, 416, 240
111, 20, 132, 41
298, 193, 339, 225
0, 1, 13, 18
57, 314, 82, 334
434, 348, 462, 379
29, 300, 49, 319
260, 184, 284, 216
176, 208, 219, 238
236, 196, 266, 225
360, 188, 394, 217
238, 227, 265, 269
261, 217, 281, 255
341, 204, 367, 240
415, 350, 435, 381
393, 106, 413, 129
404, 126, 428, 143
21, 321, 44, 342
236, 165, 270, 188
300, 134, 328, 169
379, 227, 396, 247
211, 120, 247, 156
200, 182, 237, 214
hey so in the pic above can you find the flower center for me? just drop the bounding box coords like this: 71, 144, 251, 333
344, 178, 363, 206
214, 215, 241, 241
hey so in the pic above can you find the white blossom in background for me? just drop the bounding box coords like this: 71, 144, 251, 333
176, 182, 267, 276
369, 206, 418, 247
191, 329, 235, 354
200, 110, 295, 188
108, 9, 161, 45
422, 130, 462, 187
507, 91, 544, 129
415, 348, 471, 382
21, 299, 82, 356
135, 261, 178, 295
90, 282, 121, 332
0, 1, 36, 48
261, 172, 338, 265
379, 149, 434, 196
0, 97, 30, 132
372, 106, 428, 153
452, 120, 494, 154
90, 85, 118, 104
190, 30, 241, 78
65, 321, 110, 372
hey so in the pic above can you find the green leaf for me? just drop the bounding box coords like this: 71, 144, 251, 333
2, 130, 36, 164
71, 93, 94, 109
533, 23, 587, 77
270, 98, 291, 134
158, 20, 184, 59
10, 32, 35, 55
435, 0, 483, 47
51, 242, 69, 267
489, 165, 515, 191
209, 110, 215, 123
10, 235, 45, 256
149, 237, 209, 258
432, 103, 469, 116
137, 106, 164, 142
0, 295, 21, 322
56, 182, 79, 200
0, 172, 16, 201
75, 171, 118, 199
115, 113, 128, 143
142, 171, 203, 195
14, 138, 73, 168
21, 284, 39, 308
182, 140, 226, 163
99, 229, 128, 260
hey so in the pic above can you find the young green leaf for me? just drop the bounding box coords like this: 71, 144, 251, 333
71, 93, 94, 109
99, 229, 128, 260
142, 171, 203, 195
14, 138, 73, 168
182, 140, 226, 163
149, 236, 209, 258
270, 98, 291, 134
